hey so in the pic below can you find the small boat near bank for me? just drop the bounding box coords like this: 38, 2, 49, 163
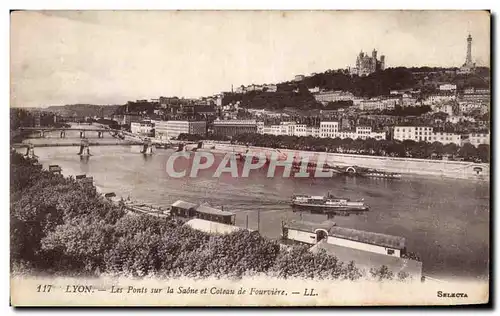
125, 201, 170, 218
361, 170, 402, 179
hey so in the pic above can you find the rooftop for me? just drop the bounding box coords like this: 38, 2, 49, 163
213, 120, 257, 125
171, 200, 198, 210
329, 226, 406, 250
283, 220, 337, 234
196, 203, 235, 217
310, 241, 422, 279
184, 218, 247, 235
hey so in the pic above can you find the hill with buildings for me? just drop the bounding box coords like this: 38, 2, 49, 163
107, 65, 490, 121
43, 104, 120, 118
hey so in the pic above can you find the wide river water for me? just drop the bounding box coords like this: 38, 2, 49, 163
18, 130, 490, 280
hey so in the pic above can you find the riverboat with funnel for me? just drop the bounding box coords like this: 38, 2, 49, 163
291, 193, 369, 216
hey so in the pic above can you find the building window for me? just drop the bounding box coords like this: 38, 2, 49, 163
387, 249, 395, 255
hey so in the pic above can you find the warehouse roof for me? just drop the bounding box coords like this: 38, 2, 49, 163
283, 220, 336, 234
329, 226, 406, 250
196, 204, 235, 217
184, 219, 247, 235
310, 241, 421, 279
171, 200, 198, 210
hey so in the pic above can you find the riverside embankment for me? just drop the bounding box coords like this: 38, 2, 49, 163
199, 141, 489, 181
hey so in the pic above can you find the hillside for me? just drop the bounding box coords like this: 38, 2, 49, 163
43, 104, 120, 118
110, 67, 490, 114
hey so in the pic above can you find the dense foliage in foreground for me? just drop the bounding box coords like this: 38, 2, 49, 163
11, 152, 404, 280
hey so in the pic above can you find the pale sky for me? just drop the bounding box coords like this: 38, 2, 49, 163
10, 10, 490, 108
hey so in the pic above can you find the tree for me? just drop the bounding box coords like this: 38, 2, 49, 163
41, 219, 116, 273
477, 144, 490, 163
370, 265, 394, 281
458, 143, 478, 161
443, 143, 458, 156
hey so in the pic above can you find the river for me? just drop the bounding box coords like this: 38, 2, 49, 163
17, 130, 490, 280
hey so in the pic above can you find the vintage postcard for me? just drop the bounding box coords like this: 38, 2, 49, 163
10, 10, 490, 306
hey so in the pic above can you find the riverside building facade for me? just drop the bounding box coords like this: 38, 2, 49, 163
256, 121, 386, 141
393, 126, 461, 145
212, 120, 257, 138
154, 120, 206, 140
130, 120, 155, 137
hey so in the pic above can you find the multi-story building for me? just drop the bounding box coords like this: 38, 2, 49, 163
258, 120, 385, 140
131, 120, 155, 137
423, 93, 457, 105
154, 120, 206, 140
294, 75, 305, 82
113, 113, 142, 125
355, 126, 384, 140
357, 97, 399, 111
393, 126, 461, 145
213, 120, 257, 137
313, 90, 355, 105
429, 131, 462, 145
268, 122, 309, 137
358, 98, 381, 111
446, 115, 476, 124
263, 84, 278, 92
246, 84, 264, 92
256, 121, 265, 134
466, 132, 490, 146
350, 49, 385, 76
194, 105, 217, 117
394, 126, 430, 143
320, 121, 339, 138
331, 126, 386, 140
439, 84, 457, 92
307, 126, 321, 138
269, 124, 281, 136
382, 98, 399, 110
336, 131, 357, 140
460, 87, 490, 103
261, 126, 273, 135
259, 122, 321, 138
401, 93, 419, 107
432, 102, 455, 116
459, 101, 488, 115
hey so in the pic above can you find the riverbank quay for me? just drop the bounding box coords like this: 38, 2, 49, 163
199, 141, 489, 181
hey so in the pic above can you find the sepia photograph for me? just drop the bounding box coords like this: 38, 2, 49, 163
9, 10, 491, 306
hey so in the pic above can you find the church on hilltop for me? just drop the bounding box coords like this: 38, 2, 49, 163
349, 49, 385, 76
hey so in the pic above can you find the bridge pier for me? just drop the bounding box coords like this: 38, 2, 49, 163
25, 144, 35, 158
80, 131, 86, 138
78, 139, 91, 156
141, 138, 153, 155
60, 131, 66, 138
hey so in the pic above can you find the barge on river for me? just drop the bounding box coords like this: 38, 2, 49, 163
291, 193, 369, 216
338, 165, 402, 179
